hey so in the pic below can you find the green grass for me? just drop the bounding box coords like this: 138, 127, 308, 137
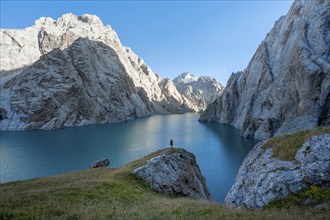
262, 126, 330, 160
265, 186, 330, 209
0, 148, 329, 219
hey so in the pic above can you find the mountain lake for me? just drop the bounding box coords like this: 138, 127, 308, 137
0, 113, 258, 203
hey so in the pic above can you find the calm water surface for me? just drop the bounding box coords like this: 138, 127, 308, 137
0, 113, 257, 203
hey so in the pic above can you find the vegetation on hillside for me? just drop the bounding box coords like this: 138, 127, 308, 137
262, 125, 330, 160
1, 148, 329, 219
265, 185, 330, 209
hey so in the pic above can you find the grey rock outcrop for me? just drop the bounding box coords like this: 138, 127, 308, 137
173, 72, 224, 112
0, 14, 200, 130
200, 0, 330, 140
132, 148, 210, 200
296, 134, 330, 185
90, 159, 110, 168
225, 134, 330, 210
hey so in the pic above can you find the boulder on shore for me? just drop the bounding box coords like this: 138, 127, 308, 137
132, 148, 210, 200
90, 159, 110, 168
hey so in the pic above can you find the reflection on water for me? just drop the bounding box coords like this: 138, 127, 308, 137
0, 113, 257, 203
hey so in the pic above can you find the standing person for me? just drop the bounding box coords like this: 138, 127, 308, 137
170, 139, 173, 148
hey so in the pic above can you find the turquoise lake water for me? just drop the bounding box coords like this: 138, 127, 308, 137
0, 113, 257, 203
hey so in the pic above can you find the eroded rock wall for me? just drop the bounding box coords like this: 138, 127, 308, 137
200, 0, 330, 140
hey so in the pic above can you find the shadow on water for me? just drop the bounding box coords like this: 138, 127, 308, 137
199, 121, 258, 157
197, 121, 258, 203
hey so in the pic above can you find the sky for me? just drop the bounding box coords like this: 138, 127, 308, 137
0, 0, 293, 85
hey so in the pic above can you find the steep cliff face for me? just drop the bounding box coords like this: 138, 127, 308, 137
173, 72, 224, 112
200, 0, 330, 140
0, 14, 196, 130
0, 38, 154, 130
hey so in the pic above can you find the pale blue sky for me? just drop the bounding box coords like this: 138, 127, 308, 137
1, 0, 293, 85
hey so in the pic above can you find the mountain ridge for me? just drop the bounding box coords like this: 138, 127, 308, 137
0, 14, 223, 130
173, 72, 224, 112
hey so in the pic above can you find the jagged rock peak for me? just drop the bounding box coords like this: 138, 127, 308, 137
173, 72, 224, 112
200, 0, 330, 139
0, 13, 119, 73
173, 72, 199, 84
34, 13, 104, 28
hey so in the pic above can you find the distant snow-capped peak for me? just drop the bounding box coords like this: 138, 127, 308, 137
173, 72, 198, 84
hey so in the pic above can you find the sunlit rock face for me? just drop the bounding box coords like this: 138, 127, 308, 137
200, 0, 330, 140
0, 14, 204, 130
173, 72, 224, 112
158, 78, 196, 113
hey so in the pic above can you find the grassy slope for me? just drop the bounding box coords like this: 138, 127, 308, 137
262, 126, 330, 160
1, 148, 329, 220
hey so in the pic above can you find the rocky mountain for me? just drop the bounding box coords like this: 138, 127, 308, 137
0, 14, 202, 130
173, 72, 224, 112
158, 78, 196, 113
200, 0, 330, 140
